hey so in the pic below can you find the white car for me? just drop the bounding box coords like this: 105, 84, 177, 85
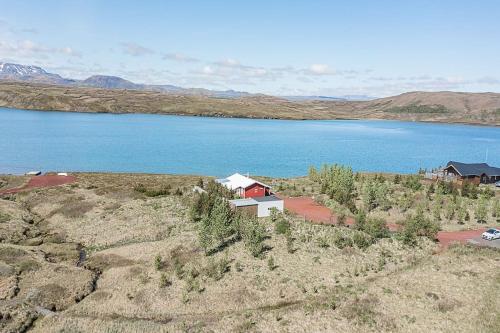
481, 228, 500, 241
496, 181, 500, 188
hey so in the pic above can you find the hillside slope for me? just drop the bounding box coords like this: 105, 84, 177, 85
0, 82, 499, 125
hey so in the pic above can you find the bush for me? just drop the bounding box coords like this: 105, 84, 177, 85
363, 218, 390, 239
0, 211, 10, 223
267, 256, 276, 271
362, 180, 391, 211
159, 273, 171, 288
333, 233, 353, 249
154, 254, 162, 271
314, 164, 356, 209
492, 199, 500, 221
241, 217, 267, 257
474, 198, 488, 223
204, 255, 230, 281
354, 209, 367, 231
352, 232, 373, 249
134, 183, 172, 197
400, 209, 439, 246
403, 175, 422, 191
461, 182, 478, 199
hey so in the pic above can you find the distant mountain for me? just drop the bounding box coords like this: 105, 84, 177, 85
81, 75, 140, 89
0, 62, 251, 98
0, 62, 75, 85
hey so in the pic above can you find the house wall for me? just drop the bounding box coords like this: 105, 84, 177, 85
244, 183, 267, 198
257, 200, 284, 217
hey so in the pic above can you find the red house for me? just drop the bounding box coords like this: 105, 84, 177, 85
216, 173, 272, 198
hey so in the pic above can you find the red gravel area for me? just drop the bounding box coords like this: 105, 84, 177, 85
281, 195, 485, 247
436, 228, 487, 248
0, 175, 76, 195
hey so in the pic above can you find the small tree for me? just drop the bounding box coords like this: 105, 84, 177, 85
400, 209, 439, 246
474, 198, 488, 224
492, 199, 500, 221
241, 217, 267, 257
354, 209, 367, 231
456, 202, 467, 225
364, 217, 390, 239
154, 254, 163, 271
308, 165, 319, 182
267, 256, 276, 271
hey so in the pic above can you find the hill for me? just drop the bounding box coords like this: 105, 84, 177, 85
0, 82, 499, 125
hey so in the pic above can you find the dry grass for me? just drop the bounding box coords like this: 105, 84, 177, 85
1, 81, 500, 125
0, 173, 499, 333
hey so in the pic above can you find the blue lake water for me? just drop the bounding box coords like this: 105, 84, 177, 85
1, 107, 499, 177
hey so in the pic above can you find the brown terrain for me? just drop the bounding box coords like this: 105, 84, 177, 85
1, 81, 499, 125
0, 172, 499, 332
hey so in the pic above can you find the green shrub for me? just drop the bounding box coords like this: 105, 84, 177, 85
474, 198, 488, 223
204, 255, 230, 281
333, 233, 353, 249
274, 213, 291, 235
241, 217, 267, 257
134, 183, 172, 197
400, 209, 439, 246
0, 211, 10, 223
403, 175, 422, 191
154, 254, 162, 271
461, 182, 478, 199
363, 218, 390, 239
352, 232, 373, 249
159, 273, 171, 288
267, 256, 276, 271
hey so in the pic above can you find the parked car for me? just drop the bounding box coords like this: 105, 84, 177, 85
481, 228, 500, 241
496, 181, 500, 187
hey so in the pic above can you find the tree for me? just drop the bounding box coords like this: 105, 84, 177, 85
456, 199, 467, 225
363, 217, 390, 239
308, 165, 319, 182
362, 180, 390, 211
474, 198, 488, 224
492, 199, 500, 221
400, 209, 439, 246
403, 175, 422, 191
241, 217, 267, 257
354, 209, 367, 231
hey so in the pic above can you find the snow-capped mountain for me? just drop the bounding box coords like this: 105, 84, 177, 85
0, 62, 73, 85
0, 62, 251, 98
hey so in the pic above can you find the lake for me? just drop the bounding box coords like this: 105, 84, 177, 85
1, 107, 499, 177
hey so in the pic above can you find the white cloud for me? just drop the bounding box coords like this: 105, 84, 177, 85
163, 52, 199, 62
0, 39, 81, 58
121, 42, 154, 56
307, 63, 336, 75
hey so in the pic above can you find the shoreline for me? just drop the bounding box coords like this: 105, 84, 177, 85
1, 104, 499, 128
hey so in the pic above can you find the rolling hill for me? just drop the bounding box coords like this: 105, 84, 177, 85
0, 81, 499, 125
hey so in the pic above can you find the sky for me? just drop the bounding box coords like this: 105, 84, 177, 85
1, 0, 500, 97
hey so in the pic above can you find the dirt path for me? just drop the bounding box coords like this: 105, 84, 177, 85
0, 174, 76, 195
281, 195, 486, 247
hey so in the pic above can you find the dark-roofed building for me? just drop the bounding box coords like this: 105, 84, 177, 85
443, 161, 500, 184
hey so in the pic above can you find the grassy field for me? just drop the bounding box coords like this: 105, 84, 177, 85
1, 82, 500, 125
0, 173, 499, 332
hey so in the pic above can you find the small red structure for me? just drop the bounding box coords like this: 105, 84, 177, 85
216, 173, 272, 198
243, 182, 271, 198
